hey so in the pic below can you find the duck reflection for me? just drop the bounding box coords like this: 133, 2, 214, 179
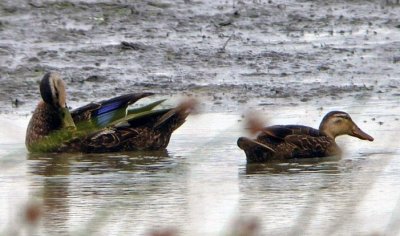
27, 150, 171, 234
74, 150, 171, 173
27, 152, 74, 234
28, 150, 170, 174
244, 156, 341, 175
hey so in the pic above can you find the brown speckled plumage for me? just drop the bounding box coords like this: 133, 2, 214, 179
25, 101, 63, 150
238, 111, 374, 163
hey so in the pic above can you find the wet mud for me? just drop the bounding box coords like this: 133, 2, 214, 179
0, 0, 399, 113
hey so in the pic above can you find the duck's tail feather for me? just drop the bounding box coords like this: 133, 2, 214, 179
153, 98, 197, 129
237, 137, 275, 152
237, 137, 276, 163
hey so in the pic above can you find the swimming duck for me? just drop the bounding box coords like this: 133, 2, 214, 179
237, 111, 374, 163
25, 72, 193, 153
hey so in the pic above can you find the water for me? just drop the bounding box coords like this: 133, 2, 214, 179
0, 101, 399, 235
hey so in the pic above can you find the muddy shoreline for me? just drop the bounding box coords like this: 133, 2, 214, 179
0, 0, 399, 114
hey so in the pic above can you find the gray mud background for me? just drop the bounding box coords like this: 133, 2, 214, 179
0, 0, 400, 112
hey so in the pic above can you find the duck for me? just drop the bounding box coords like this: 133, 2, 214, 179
25, 72, 194, 153
237, 111, 374, 163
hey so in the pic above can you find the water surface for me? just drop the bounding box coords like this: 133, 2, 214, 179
0, 101, 399, 235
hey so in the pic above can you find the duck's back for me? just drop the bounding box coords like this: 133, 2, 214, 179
257, 125, 337, 159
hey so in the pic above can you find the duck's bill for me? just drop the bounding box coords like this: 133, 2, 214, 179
351, 126, 374, 141
60, 107, 76, 131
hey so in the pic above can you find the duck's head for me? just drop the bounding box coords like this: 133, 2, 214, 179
40, 72, 76, 130
319, 111, 373, 141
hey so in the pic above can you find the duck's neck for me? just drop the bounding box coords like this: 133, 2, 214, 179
319, 124, 336, 140
26, 101, 63, 145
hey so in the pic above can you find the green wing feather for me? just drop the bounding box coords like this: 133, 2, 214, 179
112, 109, 170, 127
127, 99, 166, 115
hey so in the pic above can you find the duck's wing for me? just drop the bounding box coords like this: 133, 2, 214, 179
127, 102, 191, 132
240, 125, 331, 160
282, 133, 333, 158
124, 99, 193, 131
256, 125, 330, 158
237, 137, 277, 163
64, 105, 191, 152
127, 99, 166, 115
238, 125, 305, 160
237, 137, 276, 153
257, 125, 322, 143
261, 125, 322, 139
71, 93, 153, 129
262, 125, 330, 158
